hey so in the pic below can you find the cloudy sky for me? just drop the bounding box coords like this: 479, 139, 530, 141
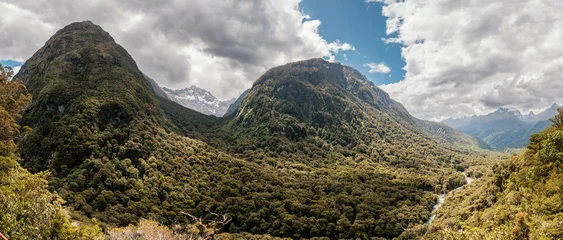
2, 0, 563, 120
372, 0, 563, 120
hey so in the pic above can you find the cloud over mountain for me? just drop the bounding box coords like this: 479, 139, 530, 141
364, 62, 391, 74
374, 0, 563, 120
0, 0, 354, 99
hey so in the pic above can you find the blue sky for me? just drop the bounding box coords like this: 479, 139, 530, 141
0, 59, 23, 68
300, 0, 405, 85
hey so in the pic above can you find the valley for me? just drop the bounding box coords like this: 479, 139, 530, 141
427, 172, 474, 225
0, 20, 561, 240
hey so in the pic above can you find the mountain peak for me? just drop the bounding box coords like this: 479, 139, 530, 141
17, 21, 162, 173
232, 58, 417, 141
15, 21, 122, 84
52, 20, 114, 45
59, 20, 97, 29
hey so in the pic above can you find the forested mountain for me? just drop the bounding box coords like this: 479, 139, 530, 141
5, 21, 499, 239
427, 110, 563, 239
443, 105, 559, 150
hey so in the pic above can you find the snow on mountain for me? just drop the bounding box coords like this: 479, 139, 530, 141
162, 86, 235, 117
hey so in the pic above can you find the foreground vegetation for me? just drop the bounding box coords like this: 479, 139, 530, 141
426, 110, 563, 239
0, 64, 104, 239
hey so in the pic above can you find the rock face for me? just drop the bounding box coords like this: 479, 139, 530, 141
162, 86, 235, 116
442, 104, 559, 149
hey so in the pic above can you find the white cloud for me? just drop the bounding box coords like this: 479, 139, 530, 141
376, 0, 563, 120
363, 62, 391, 74
327, 40, 356, 53
12, 66, 21, 76
0, 0, 354, 99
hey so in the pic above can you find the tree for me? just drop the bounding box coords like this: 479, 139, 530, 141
0, 64, 103, 239
550, 107, 563, 130
182, 211, 232, 239
510, 212, 529, 240
0, 65, 31, 155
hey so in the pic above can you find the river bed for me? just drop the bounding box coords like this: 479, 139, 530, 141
427, 172, 474, 224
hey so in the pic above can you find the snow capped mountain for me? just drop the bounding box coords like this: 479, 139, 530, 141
162, 86, 235, 117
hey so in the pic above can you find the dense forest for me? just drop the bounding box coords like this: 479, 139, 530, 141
424, 109, 563, 239
1, 21, 559, 240
0, 64, 105, 239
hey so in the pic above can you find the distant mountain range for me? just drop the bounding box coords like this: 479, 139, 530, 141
442, 104, 559, 149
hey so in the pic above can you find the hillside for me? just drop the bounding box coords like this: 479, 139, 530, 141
427, 110, 563, 239
1, 64, 105, 239
224, 89, 250, 116
12, 21, 497, 239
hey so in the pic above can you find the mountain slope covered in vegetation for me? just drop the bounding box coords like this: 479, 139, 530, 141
11, 21, 499, 239
428, 111, 563, 239
0, 64, 104, 239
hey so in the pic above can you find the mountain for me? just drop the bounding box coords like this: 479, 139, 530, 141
161, 86, 235, 117
15, 21, 166, 172
227, 58, 488, 153
13, 21, 496, 239
442, 104, 559, 149
522, 103, 559, 123
13, 21, 270, 230
415, 119, 492, 151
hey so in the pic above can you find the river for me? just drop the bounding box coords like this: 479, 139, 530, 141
427, 172, 474, 224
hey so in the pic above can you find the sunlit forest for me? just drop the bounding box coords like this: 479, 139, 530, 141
1, 8, 562, 240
